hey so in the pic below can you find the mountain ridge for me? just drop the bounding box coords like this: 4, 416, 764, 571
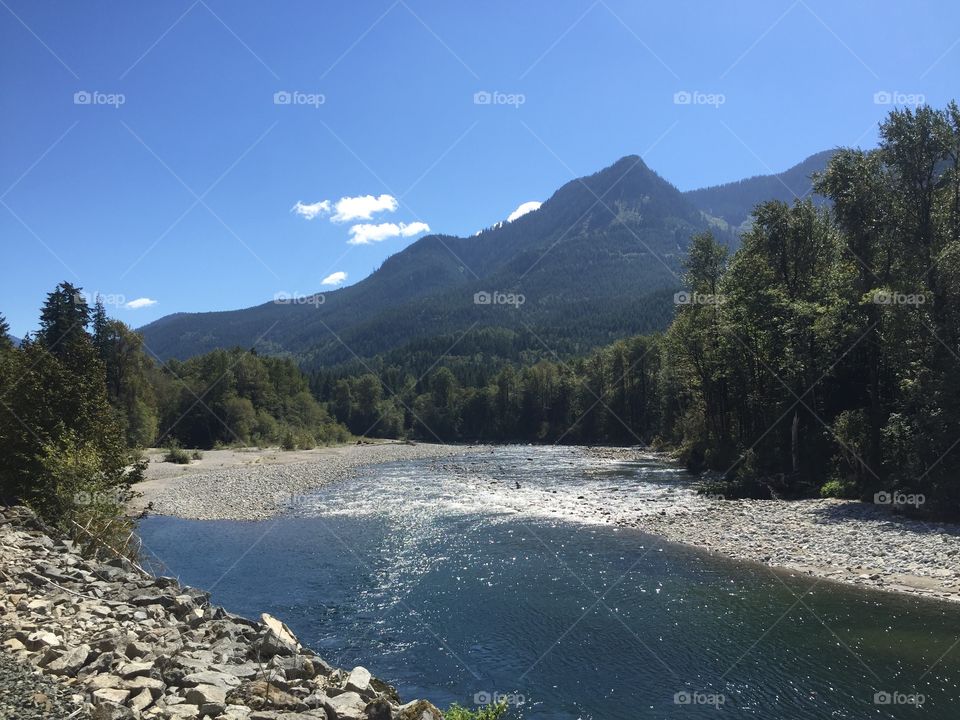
140, 150, 832, 364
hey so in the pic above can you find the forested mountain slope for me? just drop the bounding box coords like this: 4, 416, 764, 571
141, 156, 720, 364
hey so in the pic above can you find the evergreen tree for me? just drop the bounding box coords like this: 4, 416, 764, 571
38, 282, 90, 359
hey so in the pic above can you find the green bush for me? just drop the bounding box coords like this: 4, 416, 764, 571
295, 431, 316, 450
820, 478, 857, 499
163, 446, 192, 464
444, 701, 508, 720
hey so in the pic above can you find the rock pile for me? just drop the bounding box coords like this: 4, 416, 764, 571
0, 507, 444, 720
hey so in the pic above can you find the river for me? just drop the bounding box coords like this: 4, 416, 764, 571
137, 446, 960, 719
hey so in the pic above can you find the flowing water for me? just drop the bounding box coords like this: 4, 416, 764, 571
137, 446, 960, 719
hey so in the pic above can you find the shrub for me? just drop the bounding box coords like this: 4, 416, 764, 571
36, 431, 143, 559
820, 478, 857, 499
444, 701, 508, 720
163, 446, 192, 464
280, 431, 297, 451
295, 432, 316, 450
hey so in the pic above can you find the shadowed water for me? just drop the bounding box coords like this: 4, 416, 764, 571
137, 446, 960, 719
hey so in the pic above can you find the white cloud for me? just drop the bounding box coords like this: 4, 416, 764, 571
291, 200, 331, 220
321, 271, 348, 286
125, 297, 157, 310
331, 194, 398, 222
507, 201, 542, 223
347, 221, 431, 245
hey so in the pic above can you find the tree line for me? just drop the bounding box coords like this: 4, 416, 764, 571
3, 102, 958, 527
314, 102, 960, 517
0, 288, 347, 540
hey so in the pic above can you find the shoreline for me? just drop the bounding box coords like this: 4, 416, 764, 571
134, 443, 960, 605
131, 441, 472, 521
570, 447, 960, 603
0, 506, 444, 719
622, 496, 960, 604
585, 448, 960, 604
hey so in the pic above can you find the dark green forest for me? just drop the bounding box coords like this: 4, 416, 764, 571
3, 103, 960, 531
313, 103, 960, 516
0, 288, 347, 542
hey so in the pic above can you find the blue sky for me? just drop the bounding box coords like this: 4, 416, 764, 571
2, 0, 958, 337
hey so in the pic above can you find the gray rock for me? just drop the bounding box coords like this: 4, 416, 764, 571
345, 667, 372, 696
324, 691, 367, 720
92, 687, 132, 706
364, 697, 393, 720
91, 703, 136, 720
185, 682, 227, 707
45, 642, 91, 676
182, 669, 242, 689
395, 700, 443, 720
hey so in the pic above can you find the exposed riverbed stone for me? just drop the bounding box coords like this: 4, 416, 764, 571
0, 505, 444, 720
142, 443, 469, 521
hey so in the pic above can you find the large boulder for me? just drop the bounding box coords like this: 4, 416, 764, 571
324, 691, 367, 720
256, 613, 302, 657
365, 697, 394, 720
45, 643, 91, 676
395, 700, 444, 720
345, 666, 373, 697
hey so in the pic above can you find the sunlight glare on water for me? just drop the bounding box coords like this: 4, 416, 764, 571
138, 446, 960, 720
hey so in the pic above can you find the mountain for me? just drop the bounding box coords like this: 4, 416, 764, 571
141, 155, 722, 365
683, 150, 835, 231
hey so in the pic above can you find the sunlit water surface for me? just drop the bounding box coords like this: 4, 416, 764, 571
138, 446, 960, 719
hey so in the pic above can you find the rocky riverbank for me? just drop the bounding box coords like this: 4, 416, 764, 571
135, 442, 471, 521
622, 494, 960, 603
579, 448, 960, 602
435, 447, 960, 604
0, 506, 445, 720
